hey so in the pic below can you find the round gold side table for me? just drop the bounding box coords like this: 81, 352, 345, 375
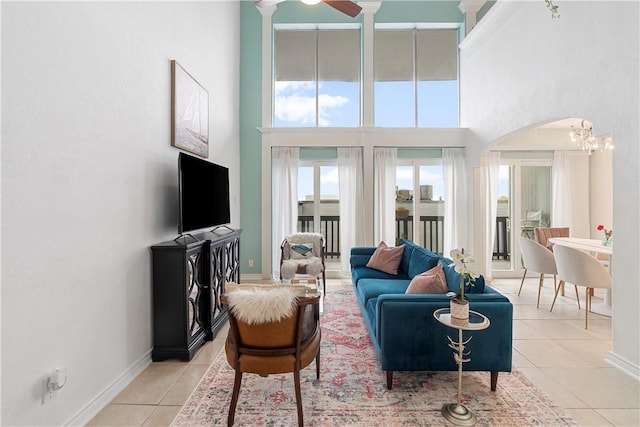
433, 308, 490, 426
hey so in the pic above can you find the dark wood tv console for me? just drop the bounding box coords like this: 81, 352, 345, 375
150, 228, 241, 361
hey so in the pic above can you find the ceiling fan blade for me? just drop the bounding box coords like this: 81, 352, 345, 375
323, 0, 362, 17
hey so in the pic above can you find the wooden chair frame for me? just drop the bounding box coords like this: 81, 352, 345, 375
222, 294, 321, 427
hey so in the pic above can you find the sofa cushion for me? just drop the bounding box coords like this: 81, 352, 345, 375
351, 266, 410, 287
356, 279, 410, 306
408, 246, 441, 279
398, 238, 419, 275
366, 241, 405, 275
440, 259, 486, 293
406, 263, 448, 294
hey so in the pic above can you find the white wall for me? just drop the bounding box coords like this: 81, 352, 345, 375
590, 148, 613, 237
1, 2, 240, 425
461, 1, 639, 376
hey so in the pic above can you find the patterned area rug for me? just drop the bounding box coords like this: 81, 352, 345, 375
172, 288, 578, 427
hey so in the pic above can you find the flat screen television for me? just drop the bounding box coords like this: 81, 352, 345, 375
178, 152, 230, 234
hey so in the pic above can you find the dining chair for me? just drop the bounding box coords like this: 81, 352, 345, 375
534, 227, 570, 251
519, 237, 580, 309
519, 236, 554, 308
551, 245, 612, 329
222, 288, 321, 427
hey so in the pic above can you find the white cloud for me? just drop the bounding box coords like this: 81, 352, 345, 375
274, 81, 349, 126
274, 94, 316, 124
318, 94, 349, 126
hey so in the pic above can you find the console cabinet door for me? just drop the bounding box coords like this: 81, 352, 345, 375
151, 243, 207, 361
205, 234, 241, 339
152, 229, 241, 360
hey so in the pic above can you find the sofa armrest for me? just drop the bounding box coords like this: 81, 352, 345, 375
350, 246, 376, 268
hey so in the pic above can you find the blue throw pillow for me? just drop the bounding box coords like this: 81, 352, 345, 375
440, 259, 485, 294
408, 247, 441, 278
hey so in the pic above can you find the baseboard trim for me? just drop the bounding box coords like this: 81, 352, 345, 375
605, 350, 640, 381
64, 350, 152, 426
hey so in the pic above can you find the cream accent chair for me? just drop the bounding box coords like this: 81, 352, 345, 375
280, 232, 326, 295
551, 245, 612, 329
519, 237, 580, 309
518, 237, 580, 309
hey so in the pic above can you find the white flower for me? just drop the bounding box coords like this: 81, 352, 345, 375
449, 249, 479, 288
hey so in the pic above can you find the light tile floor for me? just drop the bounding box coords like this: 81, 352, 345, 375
87, 277, 640, 426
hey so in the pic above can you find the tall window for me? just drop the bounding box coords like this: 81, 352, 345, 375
274, 28, 361, 127
395, 159, 445, 252
375, 28, 459, 127
491, 158, 553, 273
297, 162, 340, 269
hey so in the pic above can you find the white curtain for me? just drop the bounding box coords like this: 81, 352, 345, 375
552, 151, 590, 237
480, 152, 501, 280
442, 148, 468, 256
272, 147, 299, 278
374, 148, 397, 245
338, 148, 364, 275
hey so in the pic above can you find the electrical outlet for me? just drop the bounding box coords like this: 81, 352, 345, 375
248, 259, 254, 267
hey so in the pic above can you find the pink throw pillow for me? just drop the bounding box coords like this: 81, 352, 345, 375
405, 263, 448, 294
366, 241, 405, 275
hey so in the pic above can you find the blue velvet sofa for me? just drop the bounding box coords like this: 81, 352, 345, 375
350, 239, 513, 390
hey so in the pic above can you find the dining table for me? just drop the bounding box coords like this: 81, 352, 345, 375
548, 237, 612, 316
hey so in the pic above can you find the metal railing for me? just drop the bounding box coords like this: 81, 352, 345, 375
396, 215, 444, 255
298, 216, 340, 258
298, 215, 510, 261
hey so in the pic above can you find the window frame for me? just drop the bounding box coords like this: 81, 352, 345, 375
273, 25, 362, 128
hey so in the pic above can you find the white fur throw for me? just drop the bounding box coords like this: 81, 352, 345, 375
281, 258, 324, 280
226, 287, 303, 325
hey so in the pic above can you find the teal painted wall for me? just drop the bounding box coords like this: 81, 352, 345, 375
239, 1, 263, 274
375, 1, 463, 23
301, 147, 338, 161
239, 1, 464, 274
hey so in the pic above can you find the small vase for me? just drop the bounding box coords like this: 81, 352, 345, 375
602, 237, 612, 247
450, 298, 469, 320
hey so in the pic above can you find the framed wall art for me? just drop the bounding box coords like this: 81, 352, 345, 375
171, 60, 209, 158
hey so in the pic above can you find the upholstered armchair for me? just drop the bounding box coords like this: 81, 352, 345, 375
280, 232, 326, 294
222, 286, 321, 427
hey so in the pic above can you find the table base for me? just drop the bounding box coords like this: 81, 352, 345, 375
442, 403, 477, 426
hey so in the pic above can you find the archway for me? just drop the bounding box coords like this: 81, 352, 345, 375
475, 118, 613, 279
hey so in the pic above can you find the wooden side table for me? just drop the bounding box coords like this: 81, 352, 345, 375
433, 308, 490, 426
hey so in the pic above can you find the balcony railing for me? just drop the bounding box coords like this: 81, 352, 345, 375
298, 216, 340, 258
396, 215, 444, 255
298, 215, 510, 261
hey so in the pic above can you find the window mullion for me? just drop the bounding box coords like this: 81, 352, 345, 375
313, 164, 321, 233
413, 28, 418, 128
315, 30, 319, 127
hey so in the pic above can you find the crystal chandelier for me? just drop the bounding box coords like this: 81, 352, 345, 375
569, 120, 614, 154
